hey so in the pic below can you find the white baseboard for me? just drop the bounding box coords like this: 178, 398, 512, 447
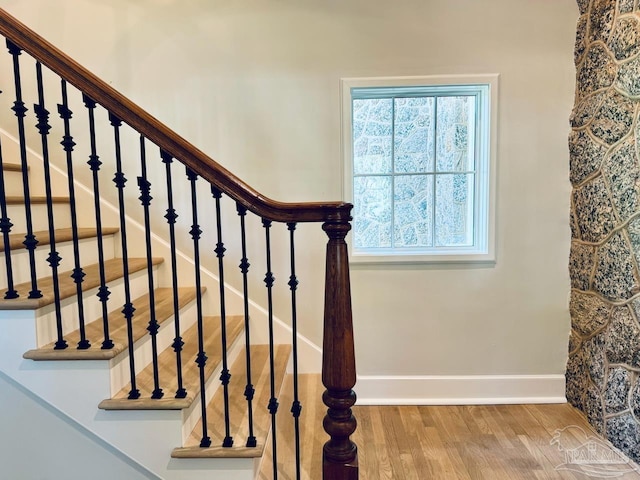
355, 374, 567, 405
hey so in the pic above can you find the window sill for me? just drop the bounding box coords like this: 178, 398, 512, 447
349, 250, 496, 266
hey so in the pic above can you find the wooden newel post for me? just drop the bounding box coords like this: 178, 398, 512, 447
322, 220, 358, 480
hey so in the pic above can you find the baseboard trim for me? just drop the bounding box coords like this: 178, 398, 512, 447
355, 374, 567, 405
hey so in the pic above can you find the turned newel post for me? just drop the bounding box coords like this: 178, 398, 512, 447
322, 220, 358, 480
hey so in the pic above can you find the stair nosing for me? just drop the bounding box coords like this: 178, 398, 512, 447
171, 444, 265, 458
5, 195, 70, 204
2, 163, 25, 172
0, 256, 164, 310
98, 397, 193, 410
98, 314, 245, 411
1, 227, 119, 252
22, 286, 203, 361
172, 343, 291, 458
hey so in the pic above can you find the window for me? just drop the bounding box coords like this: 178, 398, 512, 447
342, 75, 497, 264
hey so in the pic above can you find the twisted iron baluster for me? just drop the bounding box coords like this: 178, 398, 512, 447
288, 222, 302, 479
6, 40, 40, 299
186, 167, 210, 447
34, 62, 68, 349
263, 219, 279, 480
237, 204, 256, 448
161, 150, 186, 399
137, 138, 163, 400
212, 186, 233, 448
0, 135, 18, 300
58, 80, 90, 348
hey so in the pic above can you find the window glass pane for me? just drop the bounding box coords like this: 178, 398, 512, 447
394, 175, 434, 247
353, 176, 392, 248
435, 173, 475, 246
353, 98, 393, 175
394, 97, 434, 173
436, 96, 475, 172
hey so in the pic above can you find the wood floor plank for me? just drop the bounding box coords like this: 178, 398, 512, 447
256, 375, 640, 479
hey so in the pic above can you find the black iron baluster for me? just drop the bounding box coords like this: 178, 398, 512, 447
0, 136, 18, 299
83, 94, 113, 350
237, 204, 256, 448
34, 62, 68, 349
110, 112, 139, 386
137, 138, 163, 400
6, 40, 40, 299
263, 219, 279, 479
287, 222, 302, 479
161, 150, 186, 399
58, 80, 91, 349
212, 187, 233, 448
186, 167, 210, 447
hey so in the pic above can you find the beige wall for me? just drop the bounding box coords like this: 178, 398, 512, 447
0, 0, 578, 388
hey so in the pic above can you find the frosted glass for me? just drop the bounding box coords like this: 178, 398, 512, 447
394, 175, 433, 247
436, 96, 475, 172
353, 176, 392, 248
394, 97, 434, 173
353, 99, 393, 175
351, 89, 484, 252
435, 174, 474, 246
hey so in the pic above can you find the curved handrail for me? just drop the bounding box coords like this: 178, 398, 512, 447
0, 8, 352, 224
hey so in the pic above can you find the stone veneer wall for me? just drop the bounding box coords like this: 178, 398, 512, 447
567, 0, 640, 462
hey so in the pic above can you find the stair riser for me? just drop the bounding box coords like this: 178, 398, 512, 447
0, 174, 66, 199
181, 330, 245, 443
108, 300, 198, 395
5, 202, 72, 233
34, 266, 160, 346
0, 234, 116, 290
2, 171, 30, 197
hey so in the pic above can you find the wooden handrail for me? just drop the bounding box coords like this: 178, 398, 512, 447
0, 8, 352, 224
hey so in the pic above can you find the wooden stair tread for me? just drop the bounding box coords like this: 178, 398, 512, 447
5, 195, 69, 204
0, 227, 119, 252
0, 256, 163, 309
257, 374, 321, 478
172, 343, 291, 458
23, 287, 201, 360
99, 314, 244, 409
2, 163, 24, 172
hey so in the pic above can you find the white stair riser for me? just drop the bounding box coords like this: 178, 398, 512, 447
109, 300, 198, 395
0, 310, 256, 480
2, 170, 30, 197
34, 265, 160, 346
0, 234, 116, 289
5, 202, 72, 232
0, 173, 67, 198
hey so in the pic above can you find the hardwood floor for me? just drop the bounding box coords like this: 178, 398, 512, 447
259, 374, 640, 479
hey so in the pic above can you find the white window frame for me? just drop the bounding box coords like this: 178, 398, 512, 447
341, 74, 498, 265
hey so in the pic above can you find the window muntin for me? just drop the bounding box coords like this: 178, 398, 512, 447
344, 78, 496, 263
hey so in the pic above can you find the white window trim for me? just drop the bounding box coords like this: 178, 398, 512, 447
341, 74, 498, 265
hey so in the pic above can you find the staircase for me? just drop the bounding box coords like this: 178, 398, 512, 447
0, 136, 288, 479
0, 7, 358, 480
